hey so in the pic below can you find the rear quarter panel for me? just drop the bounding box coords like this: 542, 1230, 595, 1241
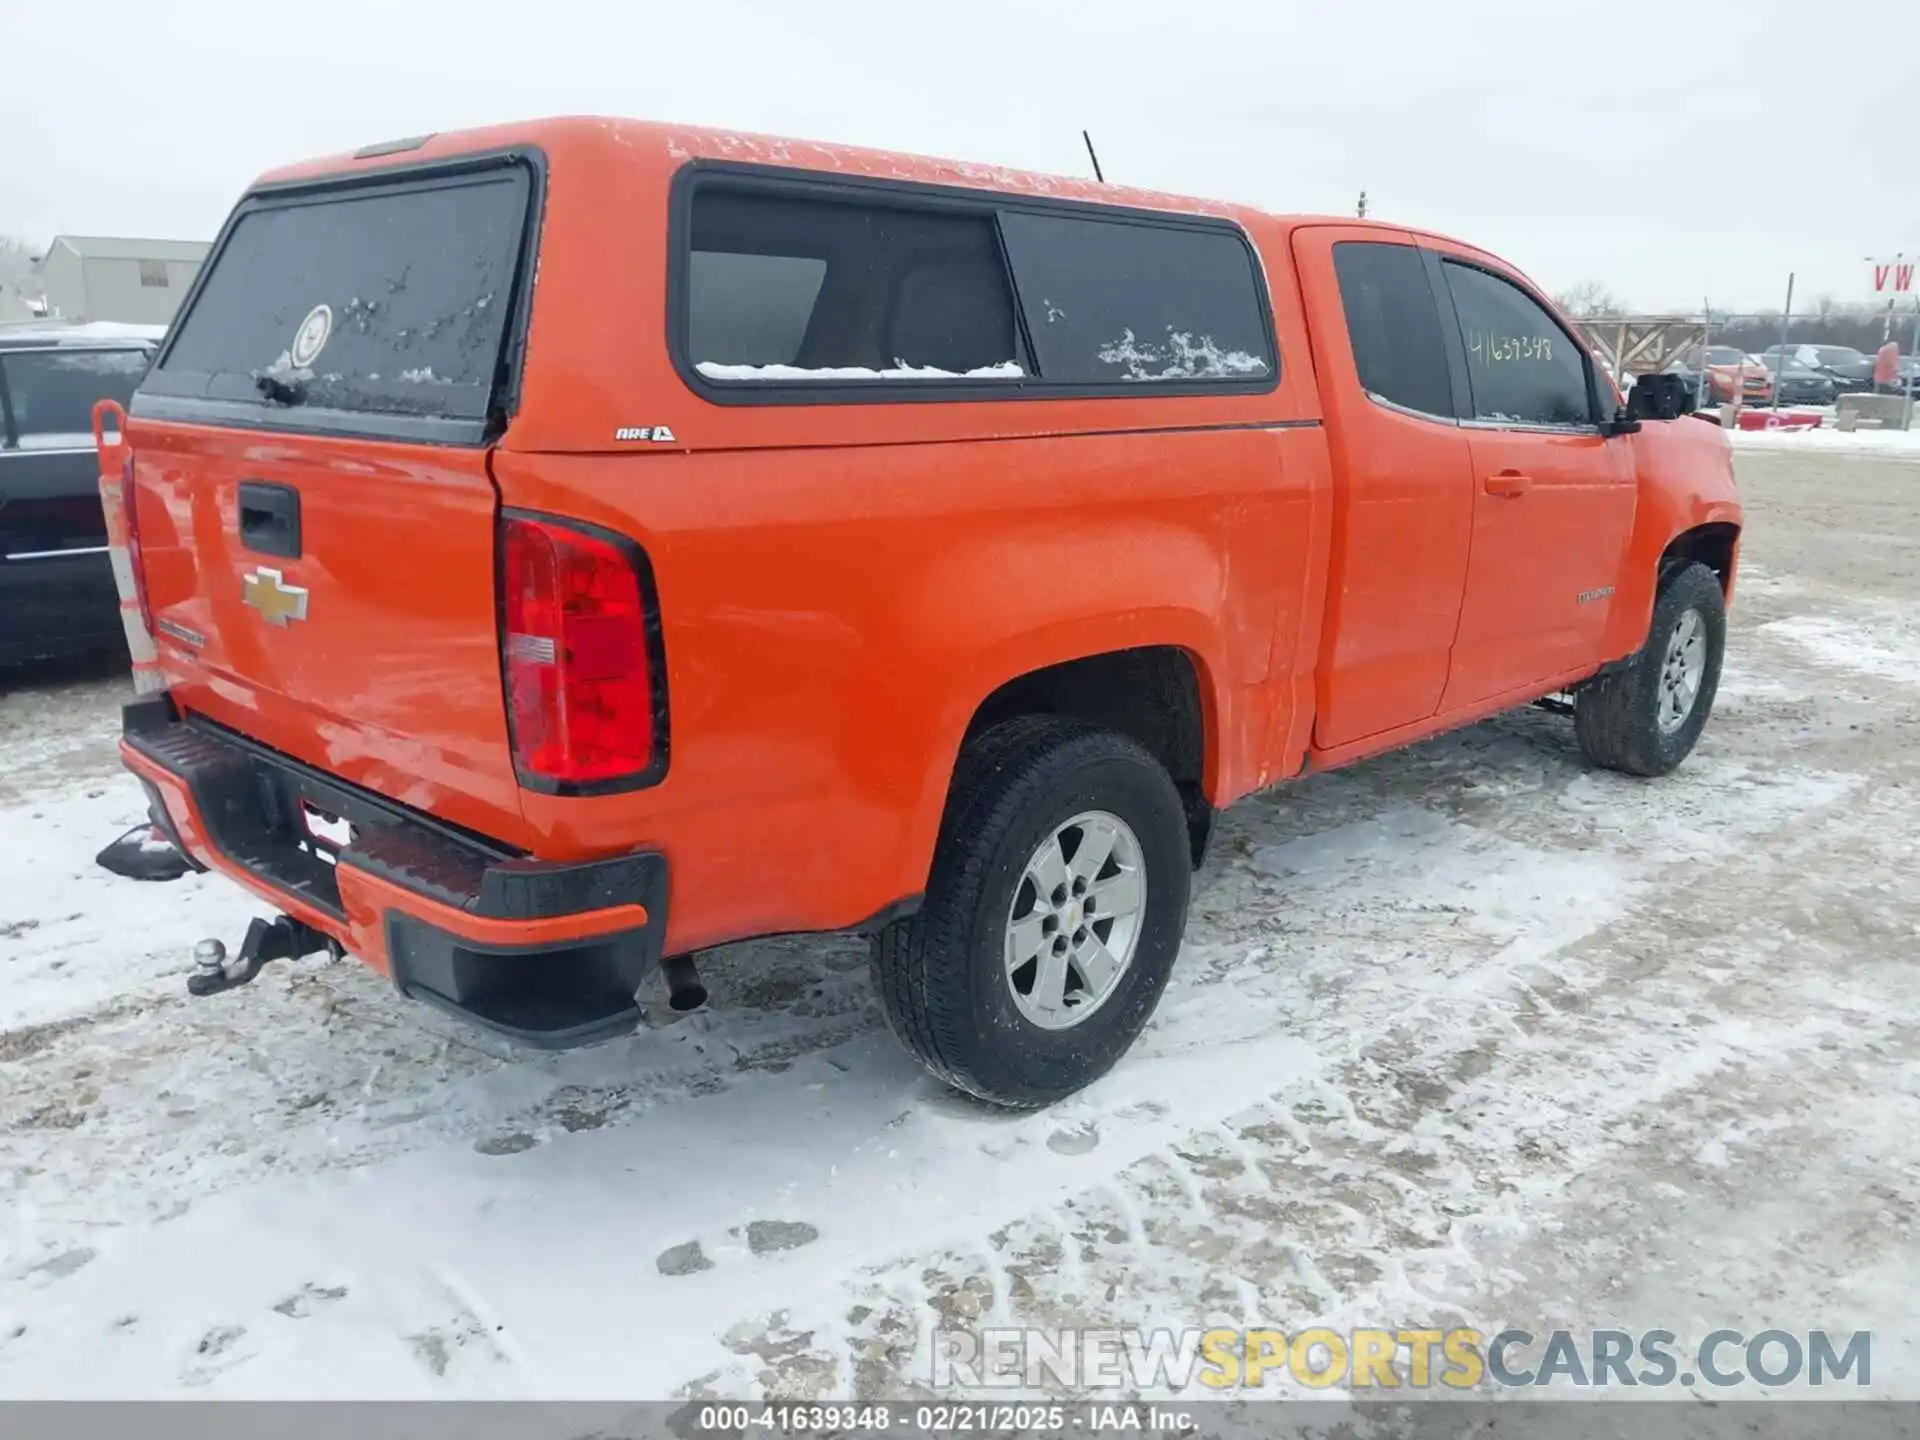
494, 423, 1328, 953
491, 140, 1330, 950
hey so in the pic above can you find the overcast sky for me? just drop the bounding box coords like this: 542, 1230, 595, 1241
2, 0, 1914, 314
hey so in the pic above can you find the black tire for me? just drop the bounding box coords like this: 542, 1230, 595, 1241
1574, 561, 1726, 777
871, 717, 1191, 1108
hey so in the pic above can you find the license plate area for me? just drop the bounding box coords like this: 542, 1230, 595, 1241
141, 714, 524, 923
249, 765, 390, 894
299, 801, 354, 861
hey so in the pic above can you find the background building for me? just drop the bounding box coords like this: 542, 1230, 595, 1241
31, 236, 210, 326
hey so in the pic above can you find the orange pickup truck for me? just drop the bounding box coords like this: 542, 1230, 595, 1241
111, 117, 1740, 1107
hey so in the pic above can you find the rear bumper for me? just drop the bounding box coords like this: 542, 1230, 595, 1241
120, 696, 668, 1047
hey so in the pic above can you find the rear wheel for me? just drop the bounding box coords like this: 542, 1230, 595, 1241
1574, 561, 1726, 777
871, 717, 1190, 1108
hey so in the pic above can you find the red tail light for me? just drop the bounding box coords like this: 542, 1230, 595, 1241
120, 451, 155, 636
501, 512, 665, 791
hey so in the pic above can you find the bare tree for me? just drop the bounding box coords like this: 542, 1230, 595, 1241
0, 234, 39, 288
1553, 280, 1625, 318
1711, 298, 1913, 357
0, 235, 46, 320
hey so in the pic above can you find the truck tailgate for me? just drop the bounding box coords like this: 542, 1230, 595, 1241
133, 422, 530, 846
125, 154, 541, 849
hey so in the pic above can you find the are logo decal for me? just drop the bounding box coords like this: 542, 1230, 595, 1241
242, 568, 310, 627
290, 304, 334, 369
615, 425, 677, 443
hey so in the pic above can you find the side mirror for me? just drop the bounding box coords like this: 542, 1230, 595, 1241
1599, 407, 1642, 438
1622, 372, 1694, 424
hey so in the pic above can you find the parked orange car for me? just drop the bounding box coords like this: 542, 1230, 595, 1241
109, 118, 1741, 1106
1672, 345, 1774, 407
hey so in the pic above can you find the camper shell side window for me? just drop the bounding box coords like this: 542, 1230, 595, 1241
670, 164, 1280, 406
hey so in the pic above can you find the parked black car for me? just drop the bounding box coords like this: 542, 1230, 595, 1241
1760, 343, 1876, 394
0, 325, 160, 667
1756, 353, 1839, 406
1899, 355, 1920, 398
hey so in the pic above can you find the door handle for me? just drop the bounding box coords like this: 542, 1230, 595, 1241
237, 480, 302, 559
1484, 471, 1533, 498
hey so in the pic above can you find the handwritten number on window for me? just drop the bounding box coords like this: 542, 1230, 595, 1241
1467, 330, 1553, 365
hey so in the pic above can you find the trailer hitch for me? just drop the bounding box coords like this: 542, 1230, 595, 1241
188, 915, 333, 997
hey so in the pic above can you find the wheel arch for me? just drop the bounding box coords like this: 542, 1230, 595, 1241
964, 644, 1218, 869
1660, 520, 1742, 595
1598, 512, 1742, 672
901, 635, 1229, 891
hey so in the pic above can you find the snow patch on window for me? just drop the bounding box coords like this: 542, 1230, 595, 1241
696, 360, 1026, 382
1095, 328, 1269, 381
398, 367, 441, 383
260, 350, 311, 381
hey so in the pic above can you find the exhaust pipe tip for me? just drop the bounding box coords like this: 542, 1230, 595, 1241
661, 954, 707, 1013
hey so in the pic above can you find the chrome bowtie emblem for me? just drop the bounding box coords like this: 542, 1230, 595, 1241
242, 567, 309, 626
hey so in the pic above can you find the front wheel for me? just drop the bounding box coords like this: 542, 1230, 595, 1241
1574, 560, 1726, 777
871, 717, 1191, 1108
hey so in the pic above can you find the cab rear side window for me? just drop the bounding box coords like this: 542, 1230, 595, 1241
674, 168, 1278, 403
1331, 242, 1454, 419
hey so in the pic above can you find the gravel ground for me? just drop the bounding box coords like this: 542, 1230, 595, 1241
0, 442, 1915, 1401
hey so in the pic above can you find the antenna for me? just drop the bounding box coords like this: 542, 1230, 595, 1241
1356, 189, 1368, 219
1082, 130, 1106, 184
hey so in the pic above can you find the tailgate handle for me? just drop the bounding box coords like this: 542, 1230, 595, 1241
238, 481, 302, 559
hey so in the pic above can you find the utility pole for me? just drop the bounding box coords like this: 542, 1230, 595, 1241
1697, 299, 1714, 412
1356, 189, 1368, 219
1777, 273, 1795, 367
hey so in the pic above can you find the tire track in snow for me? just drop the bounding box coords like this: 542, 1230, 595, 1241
733, 771, 1907, 1399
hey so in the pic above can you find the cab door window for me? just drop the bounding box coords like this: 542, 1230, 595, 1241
1440, 261, 1594, 428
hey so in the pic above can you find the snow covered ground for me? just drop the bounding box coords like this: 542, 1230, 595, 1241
1729, 423, 1920, 456
3, 446, 1919, 1402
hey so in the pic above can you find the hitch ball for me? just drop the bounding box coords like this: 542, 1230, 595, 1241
186, 915, 329, 998
194, 938, 230, 979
